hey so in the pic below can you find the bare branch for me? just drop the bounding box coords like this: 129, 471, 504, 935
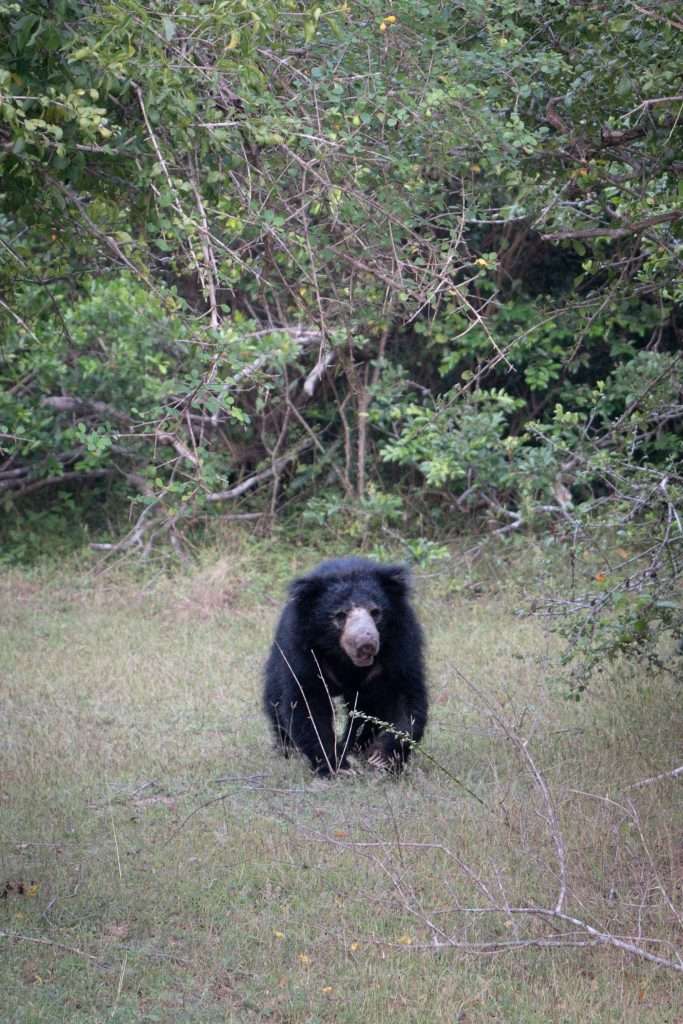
205, 439, 311, 502
303, 346, 335, 397
623, 95, 683, 117
626, 764, 683, 789
0, 468, 114, 496
542, 211, 681, 242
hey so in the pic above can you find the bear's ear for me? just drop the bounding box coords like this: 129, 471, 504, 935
289, 574, 325, 605
376, 563, 411, 597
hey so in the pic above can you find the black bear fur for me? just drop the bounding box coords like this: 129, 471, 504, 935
264, 557, 428, 775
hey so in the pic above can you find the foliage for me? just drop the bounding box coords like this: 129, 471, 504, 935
1, 0, 681, 677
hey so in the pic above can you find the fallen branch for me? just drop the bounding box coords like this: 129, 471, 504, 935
626, 764, 683, 789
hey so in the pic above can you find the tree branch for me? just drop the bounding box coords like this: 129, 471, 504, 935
205, 439, 311, 502
0, 469, 114, 496
542, 211, 681, 242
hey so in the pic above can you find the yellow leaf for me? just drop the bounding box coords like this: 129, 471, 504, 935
322, 985, 333, 993
397, 934, 413, 945
227, 30, 240, 51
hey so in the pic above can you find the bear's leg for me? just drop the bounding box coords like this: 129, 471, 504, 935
341, 707, 378, 756
362, 698, 426, 772
287, 697, 349, 776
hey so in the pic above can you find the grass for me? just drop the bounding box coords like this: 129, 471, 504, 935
1, 541, 681, 1023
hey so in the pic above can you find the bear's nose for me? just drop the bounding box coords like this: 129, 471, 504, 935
340, 606, 381, 665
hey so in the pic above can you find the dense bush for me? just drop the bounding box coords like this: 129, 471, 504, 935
1, 1, 681, 680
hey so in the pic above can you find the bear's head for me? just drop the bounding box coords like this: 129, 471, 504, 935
289, 558, 410, 668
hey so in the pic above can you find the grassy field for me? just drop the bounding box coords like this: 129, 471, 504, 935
1, 542, 681, 1023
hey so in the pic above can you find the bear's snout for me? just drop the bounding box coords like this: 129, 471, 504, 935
340, 607, 380, 667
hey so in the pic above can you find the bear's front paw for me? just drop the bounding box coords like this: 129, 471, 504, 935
367, 749, 390, 772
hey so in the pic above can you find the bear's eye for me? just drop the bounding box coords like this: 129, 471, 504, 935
333, 611, 347, 629
369, 606, 381, 621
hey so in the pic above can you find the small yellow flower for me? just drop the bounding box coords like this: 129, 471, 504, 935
298, 953, 311, 965
273, 930, 285, 939
322, 985, 333, 993
379, 21, 387, 32
349, 942, 360, 952
397, 934, 413, 945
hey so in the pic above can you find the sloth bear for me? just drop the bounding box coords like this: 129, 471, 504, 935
264, 557, 427, 776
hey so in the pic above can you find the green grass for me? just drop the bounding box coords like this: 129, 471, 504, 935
1, 544, 681, 1023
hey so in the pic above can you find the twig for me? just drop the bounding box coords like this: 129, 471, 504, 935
626, 764, 683, 789
348, 710, 491, 811
190, 158, 220, 329
623, 94, 683, 118
107, 773, 123, 882
449, 665, 567, 912
275, 643, 334, 775
0, 929, 108, 968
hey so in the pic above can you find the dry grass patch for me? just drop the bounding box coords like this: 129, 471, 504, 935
1, 549, 681, 1023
